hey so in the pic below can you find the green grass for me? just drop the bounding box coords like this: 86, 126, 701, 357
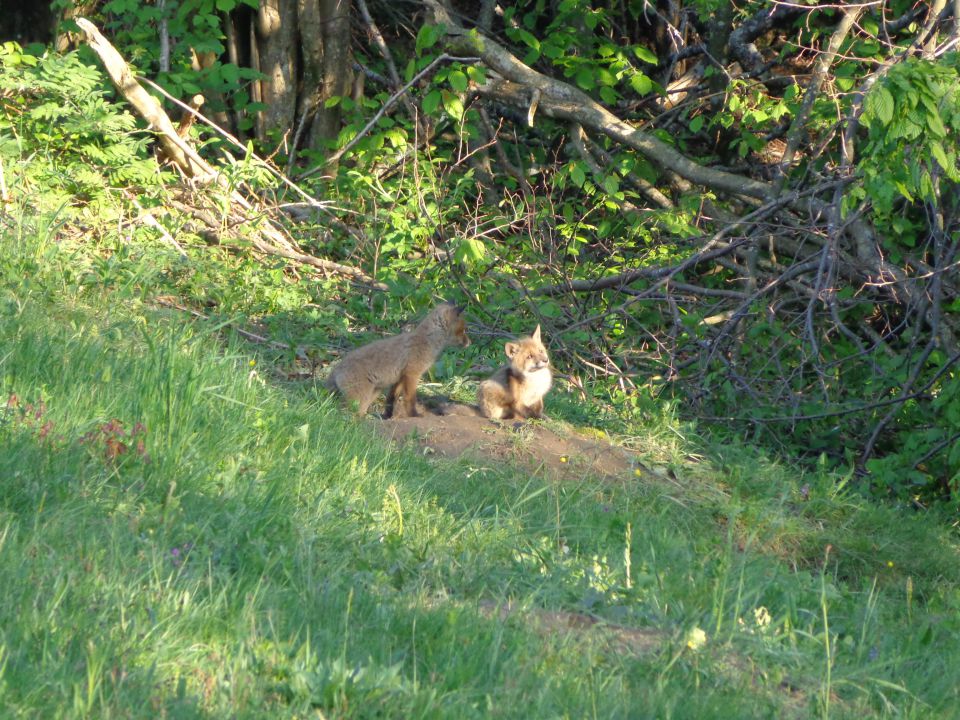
2, 220, 960, 719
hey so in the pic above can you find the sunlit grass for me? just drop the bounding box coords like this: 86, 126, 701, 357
2, 217, 960, 718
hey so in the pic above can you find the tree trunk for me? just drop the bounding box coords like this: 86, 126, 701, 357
297, 0, 352, 152
255, 0, 299, 143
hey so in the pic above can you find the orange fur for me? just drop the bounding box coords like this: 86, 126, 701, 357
326, 303, 470, 417
477, 325, 552, 420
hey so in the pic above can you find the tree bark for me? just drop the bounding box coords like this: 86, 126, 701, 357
311, 0, 353, 149
256, 0, 299, 143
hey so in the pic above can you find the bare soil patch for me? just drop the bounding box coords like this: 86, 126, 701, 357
374, 404, 640, 481
479, 601, 665, 656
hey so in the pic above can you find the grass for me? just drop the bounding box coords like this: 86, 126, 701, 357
2, 206, 960, 719
0, 228, 960, 718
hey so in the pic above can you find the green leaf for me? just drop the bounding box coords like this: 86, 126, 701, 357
515, 28, 540, 50
873, 86, 895, 125
448, 70, 468, 92
926, 109, 947, 137
629, 72, 651, 95
570, 162, 586, 187
893, 180, 914, 201
542, 41, 563, 60
598, 85, 618, 105
454, 237, 485, 266
422, 89, 441, 115
930, 140, 950, 171
596, 68, 616, 86
442, 90, 464, 121
466, 65, 486, 84
632, 46, 658, 64
575, 67, 595, 90
415, 24, 441, 55
689, 115, 704, 132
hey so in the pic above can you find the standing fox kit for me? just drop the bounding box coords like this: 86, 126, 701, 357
325, 303, 470, 418
478, 325, 552, 420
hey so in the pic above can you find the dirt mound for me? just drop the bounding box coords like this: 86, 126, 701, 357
374, 404, 640, 481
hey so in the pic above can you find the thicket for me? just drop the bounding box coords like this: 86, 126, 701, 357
6, 0, 960, 503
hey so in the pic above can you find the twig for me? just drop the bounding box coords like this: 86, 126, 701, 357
536, 180, 844, 298
301, 53, 480, 176
695, 347, 960, 424
138, 76, 340, 217
76, 19, 384, 291
0, 155, 8, 204
153, 297, 311, 362
776, 4, 863, 190
556, 238, 751, 336
128, 194, 187, 258
913, 431, 960, 471
356, 0, 404, 90
355, 0, 425, 147
76, 17, 215, 182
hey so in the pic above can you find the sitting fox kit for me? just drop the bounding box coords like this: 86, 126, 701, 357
326, 302, 470, 418
478, 325, 552, 420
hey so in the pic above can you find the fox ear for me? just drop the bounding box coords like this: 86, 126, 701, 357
454, 304, 466, 316
505, 341, 519, 358
532, 325, 541, 341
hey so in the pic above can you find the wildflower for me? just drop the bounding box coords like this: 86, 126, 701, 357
686, 626, 707, 651
249, 359, 256, 366
887, 560, 895, 568
754, 606, 771, 630
170, 542, 194, 568
560, 456, 568, 463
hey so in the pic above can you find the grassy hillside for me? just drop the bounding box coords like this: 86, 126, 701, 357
2, 198, 960, 719
2, 45, 960, 718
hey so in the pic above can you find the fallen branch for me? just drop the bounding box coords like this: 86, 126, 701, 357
77, 17, 215, 182
534, 182, 844, 297
76, 16, 386, 291
424, 0, 772, 201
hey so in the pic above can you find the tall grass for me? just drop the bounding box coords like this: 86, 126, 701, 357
2, 220, 960, 718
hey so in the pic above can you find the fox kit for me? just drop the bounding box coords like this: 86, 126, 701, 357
477, 325, 552, 420
325, 303, 470, 418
